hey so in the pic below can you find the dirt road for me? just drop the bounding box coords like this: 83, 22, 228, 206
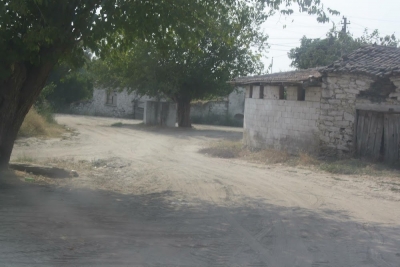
2, 114, 400, 266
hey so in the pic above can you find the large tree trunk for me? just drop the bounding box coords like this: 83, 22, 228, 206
0, 62, 55, 169
176, 97, 192, 127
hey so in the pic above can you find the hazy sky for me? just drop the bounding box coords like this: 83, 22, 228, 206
262, 0, 400, 72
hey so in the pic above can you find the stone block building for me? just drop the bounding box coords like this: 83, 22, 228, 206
70, 89, 156, 119
70, 88, 246, 122
231, 45, 400, 163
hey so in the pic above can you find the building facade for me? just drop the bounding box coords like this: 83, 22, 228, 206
232, 46, 400, 163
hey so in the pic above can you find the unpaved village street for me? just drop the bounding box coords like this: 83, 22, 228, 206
2, 114, 400, 266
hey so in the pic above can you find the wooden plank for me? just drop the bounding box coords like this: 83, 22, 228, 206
361, 112, 372, 157
384, 114, 390, 162
365, 112, 376, 157
389, 115, 396, 162
356, 111, 365, 156
384, 114, 395, 163
372, 113, 384, 159
397, 115, 400, 163
393, 114, 400, 162
353, 110, 359, 155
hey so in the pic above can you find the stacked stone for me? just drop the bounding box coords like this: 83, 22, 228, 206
318, 74, 373, 154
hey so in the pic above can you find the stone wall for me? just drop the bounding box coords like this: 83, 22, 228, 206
227, 88, 246, 118
319, 74, 400, 156
243, 74, 400, 156
190, 100, 229, 118
71, 87, 246, 121
70, 89, 155, 118
244, 85, 321, 154
190, 87, 246, 119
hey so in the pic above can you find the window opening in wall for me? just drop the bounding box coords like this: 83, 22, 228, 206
259, 85, 264, 99
106, 91, 117, 106
279, 86, 287, 100
297, 87, 305, 101
249, 85, 253, 98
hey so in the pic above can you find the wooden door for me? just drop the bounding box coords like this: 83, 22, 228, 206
384, 114, 400, 164
356, 111, 384, 159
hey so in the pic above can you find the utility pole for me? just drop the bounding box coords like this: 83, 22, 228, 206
271, 57, 273, 74
341, 16, 350, 34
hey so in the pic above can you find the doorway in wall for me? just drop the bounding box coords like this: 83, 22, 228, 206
356, 110, 400, 163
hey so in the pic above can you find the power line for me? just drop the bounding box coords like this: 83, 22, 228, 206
347, 16, 400, 23
288, 14, 400, 23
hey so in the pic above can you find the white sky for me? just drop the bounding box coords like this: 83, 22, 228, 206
261, 0, 400, 72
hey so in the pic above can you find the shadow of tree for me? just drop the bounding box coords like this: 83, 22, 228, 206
107, 122, 243, 142
0, 177, 399, 266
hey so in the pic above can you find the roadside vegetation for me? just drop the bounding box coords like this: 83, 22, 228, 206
200, 141, 400, 177
18, 108, 64, 138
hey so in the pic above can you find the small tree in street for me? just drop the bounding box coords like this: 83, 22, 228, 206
91, 6, 267, 127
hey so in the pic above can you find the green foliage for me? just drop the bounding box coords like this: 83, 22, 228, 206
43, 62, 94, 110
0, 0, 339, 91
90, 2, 271, 103
288, 27, 399, 69
35, 100, 56, 124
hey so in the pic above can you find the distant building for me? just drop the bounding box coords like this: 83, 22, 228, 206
70, 87, 246, 122
70, 89, 155, 119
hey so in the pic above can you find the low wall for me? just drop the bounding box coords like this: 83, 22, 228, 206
190, 88, 245, 121
70, 89, 153, 119
190, 100, 228, 118
144, 101, 176, 127
244, 98, 321, 154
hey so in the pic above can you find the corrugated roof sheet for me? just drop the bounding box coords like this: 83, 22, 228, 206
321, 45, 400, 77
230, 68, 322, 85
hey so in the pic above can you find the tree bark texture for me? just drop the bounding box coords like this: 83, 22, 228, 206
0, 62, 54, 169
176, 97, 192, 127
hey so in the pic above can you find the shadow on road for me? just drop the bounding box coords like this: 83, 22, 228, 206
107, 122, 244, 141
0, 175, 399, 266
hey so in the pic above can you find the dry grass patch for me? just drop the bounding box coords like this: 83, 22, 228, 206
242, 148, 291, 164
200, 141, 400, 177
199, 141, 291, 164
18, 108, 64, 138
319, 159, 400, 177
199, 141, 242, 159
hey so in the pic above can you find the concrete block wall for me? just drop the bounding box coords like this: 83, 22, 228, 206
228, 87, 246, 117
264, 85, 280, 99
244, 97, 321, 154
286, 86, 299, 101
243, 74, 400, 156
305, 87, 321, 102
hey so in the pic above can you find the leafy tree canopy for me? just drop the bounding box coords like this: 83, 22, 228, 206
288, 27, 399, 69
40, 60, 94, 110
90, 1, 267, 126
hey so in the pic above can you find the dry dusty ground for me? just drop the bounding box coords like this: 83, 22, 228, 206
2, 114, 400, 266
